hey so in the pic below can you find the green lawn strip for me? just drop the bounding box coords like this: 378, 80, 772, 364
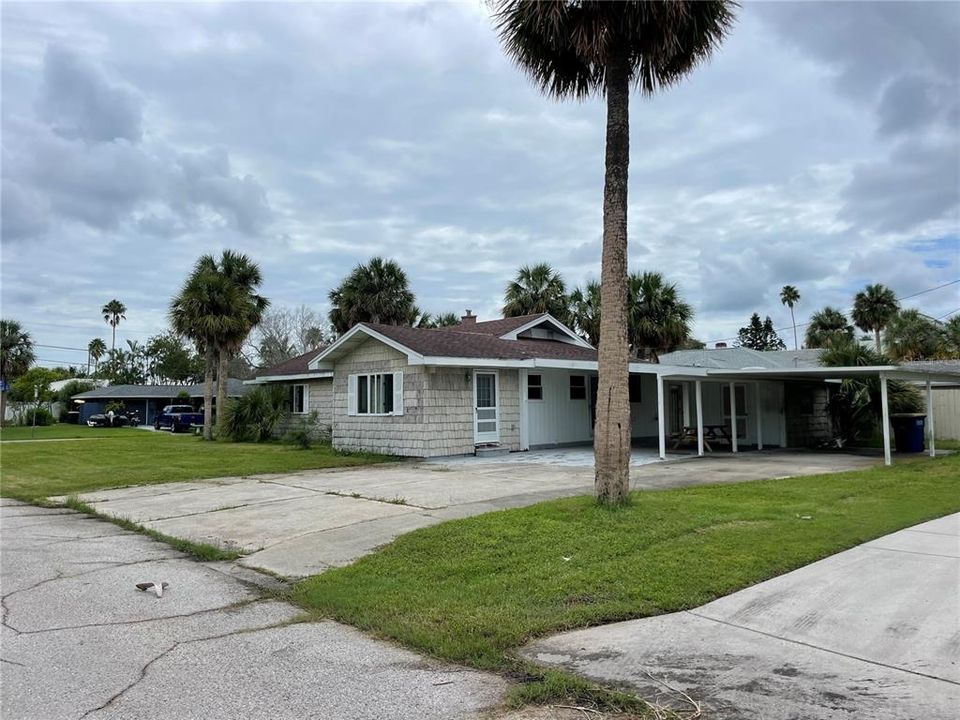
0, 425, 145, 441
292, 455, 960, 709
1, 429, 392, 501
60, 495, 243, 562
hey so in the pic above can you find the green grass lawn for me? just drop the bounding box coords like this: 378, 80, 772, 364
294, 454, 960, 677
1, 425, 391, 501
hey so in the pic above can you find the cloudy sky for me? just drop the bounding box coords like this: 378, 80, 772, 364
2, 1, 958, 367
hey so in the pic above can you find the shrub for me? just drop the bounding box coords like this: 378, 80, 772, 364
19, 407, 55, 426
219, 385, 288, 442
287, 428, 313, 450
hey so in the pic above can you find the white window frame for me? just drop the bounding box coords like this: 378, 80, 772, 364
347, 372, 404, 417
291, 384, 308, 414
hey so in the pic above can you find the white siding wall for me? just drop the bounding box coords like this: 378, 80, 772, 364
526, 369, 593, 447
932, 388, 960, 440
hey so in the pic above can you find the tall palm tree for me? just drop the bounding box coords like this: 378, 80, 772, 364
779, 285, 800, 350
328, 257, 416, 335
569, 280, 602, 346
852, 283, 899, 354
171, 262, 247, 440
884, 309, 944, 361
627, 271, 693, 361
502, 263, 569, 321
805, 306, 854, 349
491, 1, 735, 504
1, 319, 35, 426
101, 299, 127, 359
214, 251, 269, 431
88, 338, 107, 374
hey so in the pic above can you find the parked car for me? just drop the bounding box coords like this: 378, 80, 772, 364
154, 405, 204, 433
87, 410, 135, 428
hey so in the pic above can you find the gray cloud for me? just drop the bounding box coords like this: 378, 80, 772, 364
37, 44, 142, 143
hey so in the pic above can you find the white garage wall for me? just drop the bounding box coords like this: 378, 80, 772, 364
526, 369, 593, 447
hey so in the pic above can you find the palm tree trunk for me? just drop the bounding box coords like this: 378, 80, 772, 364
0, 390, 6, 428
203, 347, 214, 441
791, 307, 797, 350
111, 323, 116, 359
594, 49, 632, 505
216, 348, 230, 435
874, 328, 882, 354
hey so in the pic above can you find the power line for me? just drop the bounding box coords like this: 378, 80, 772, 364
704, 278, 960, 345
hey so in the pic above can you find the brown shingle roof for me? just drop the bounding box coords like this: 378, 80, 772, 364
436, 314, 547, 337
362, 322, 597, 362
257, 347, 327, 377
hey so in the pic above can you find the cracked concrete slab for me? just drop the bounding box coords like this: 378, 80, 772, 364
59, 450, 879, 578
524, 512, 960, 720
0, 502, 507, 720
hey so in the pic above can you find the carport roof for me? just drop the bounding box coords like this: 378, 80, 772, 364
72, 379, 250, 400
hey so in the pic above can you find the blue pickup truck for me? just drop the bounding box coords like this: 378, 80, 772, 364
154, 404, 204, 433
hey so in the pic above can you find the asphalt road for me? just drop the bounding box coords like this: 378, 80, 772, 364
0, 499, 506, 720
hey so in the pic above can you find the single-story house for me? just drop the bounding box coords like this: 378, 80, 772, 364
249, 312, 959, 465
72, 379, 250, 425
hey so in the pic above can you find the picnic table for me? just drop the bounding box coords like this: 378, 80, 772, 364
671, 424, 733, 452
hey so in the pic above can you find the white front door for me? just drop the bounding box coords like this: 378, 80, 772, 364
474, 371, 499, 444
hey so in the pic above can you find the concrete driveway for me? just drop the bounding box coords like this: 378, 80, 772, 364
0, 499, 506, 720
54, 450, 878, 578
524, 513, 960, 720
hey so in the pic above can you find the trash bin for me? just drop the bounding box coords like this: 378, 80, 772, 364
890, 413, 926, 453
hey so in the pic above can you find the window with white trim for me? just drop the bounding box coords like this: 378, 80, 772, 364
569, 375, 586, 400
291, 384, 307, 414
527, 374, 543, 401
349, 372, 404, 416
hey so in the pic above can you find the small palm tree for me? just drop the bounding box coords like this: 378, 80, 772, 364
627, 271, 693, 362
805, 307, 854, 349
88, 338, 107, 374
1, 319, 35, 426
502, 263, 569, 321
328, 257, 416, 335
490, 0, 736, 504
101, 299, 127, 359
779, 285, 801, 350
569, 281, 602, 346
852, 283, 899, 354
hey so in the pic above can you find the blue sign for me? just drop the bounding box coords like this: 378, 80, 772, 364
0, 381, 8, 392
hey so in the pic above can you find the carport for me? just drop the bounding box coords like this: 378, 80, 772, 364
653, 365, 960, 466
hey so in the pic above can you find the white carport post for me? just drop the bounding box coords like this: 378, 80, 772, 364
926, 379, 936, 458
755, 382, 763, 451
695, 380, 704, 457
880, 373, 891, 466
682, 383, 691, 428
729, 381, 738, 453
657, 374, 667, 460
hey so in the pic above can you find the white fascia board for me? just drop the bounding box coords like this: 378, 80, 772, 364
308, 324, 423, 369
499, 314, 594, 349
415, 356, 534, 368
652, 365, 710, 378
535, 359, 598, 371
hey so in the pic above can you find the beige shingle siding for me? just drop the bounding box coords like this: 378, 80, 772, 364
331, 337, 522, 457
275, 378, 334, 439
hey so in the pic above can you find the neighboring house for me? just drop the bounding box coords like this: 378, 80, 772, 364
251, 312, 959, 463
900, 360, 960, 441
249, 347, 333, 439
72, 379, 250, 425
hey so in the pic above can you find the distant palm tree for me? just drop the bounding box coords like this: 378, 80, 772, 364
213, 251, 269, 430
328, 257, 416, 335
101, 299, 127, 359
627, 271, 693, 362
502, 263, 569, 321
852, 283, 899, 354
569, 281, 602, 346
805, 307, 854, 349
779, 285, 801, 350
1, 319, 35, 426
415, 311, 461, 329
884, 309, 944, 361
944, 315, 960, 358
171, 261, 248, 440
490, 0, 736, 505
88, 338, 107, 374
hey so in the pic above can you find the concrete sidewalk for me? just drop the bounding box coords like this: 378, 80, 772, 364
524, 513, 960, 720
0, 499, 506, 720
53, 450, 878, 578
